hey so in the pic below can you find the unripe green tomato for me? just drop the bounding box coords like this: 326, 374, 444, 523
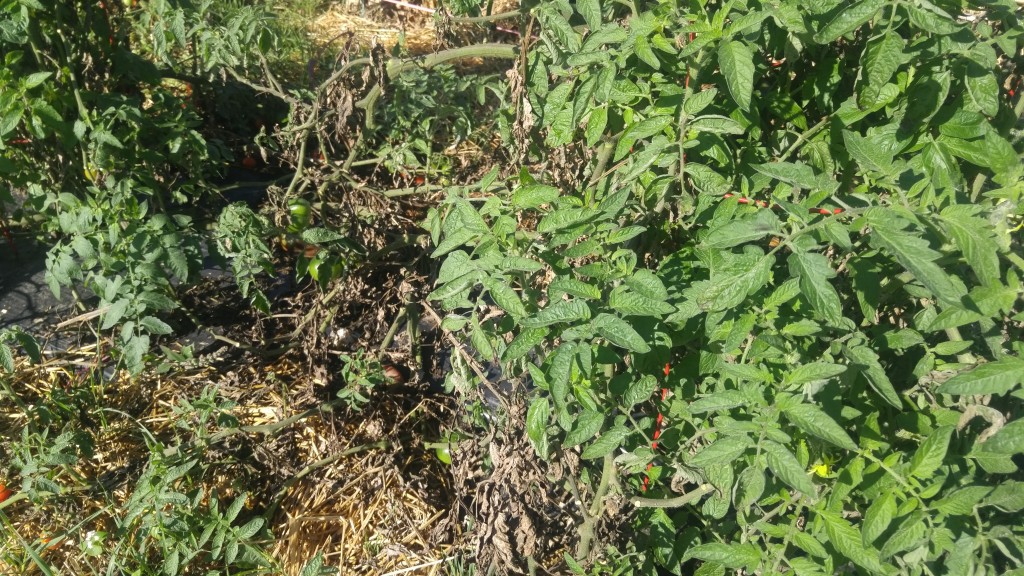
435, 446, 452, 465
307, 255, 323, 282
287, 199, 311, 233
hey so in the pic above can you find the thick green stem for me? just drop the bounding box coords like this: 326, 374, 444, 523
358, 43, 518, 128
629, 484, 715, 508
577, 452, 617, 560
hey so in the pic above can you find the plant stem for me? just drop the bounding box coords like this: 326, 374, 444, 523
358, 43, 518, 128
629, 483, 714, 508
577, 452, 616, 560
778, 114, 831, 162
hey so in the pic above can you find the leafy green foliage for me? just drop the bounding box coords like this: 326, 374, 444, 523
429, 0, 1024, 572
0, 0, 286, 374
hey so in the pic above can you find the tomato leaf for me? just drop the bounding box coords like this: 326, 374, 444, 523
718, 40, 754, 111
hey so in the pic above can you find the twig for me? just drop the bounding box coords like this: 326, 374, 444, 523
54, 305, 111, 329
267, 440, 388, 517
421, 302, 511, 412
379, 559, 449, 576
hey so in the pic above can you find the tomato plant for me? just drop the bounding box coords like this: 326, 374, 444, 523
428, 0, 1024, 573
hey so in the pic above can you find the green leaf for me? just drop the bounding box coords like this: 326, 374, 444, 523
625, 269, 668, 301
903, 70, 951, 128
609, 289, 675, 317
622, 374, 658, 409
577, 0, 601, 30
736, 465, 766, 511
907, 4, 959, 34
101, 299, 130, 330
521, 299, 591, 328
300, 227, 344, 244
752, 161, 817, 189
936, 359, 1024, 396
428, 271, 479, 302
965, 63, 999, 117
593, 313, 651, 353
581, 425, 630, 459
0, 343, 13, 373
699, 254, 775, 312
300, 553, 325, 576
845, 344, 901, 408
862, 491, 896, 545
23, 71, 52, 89
691, 435, 753, 468
783, 403, 857, 451
487, 280, 528, 319
763, 440, 816, 496
868, 214, 967, 305
431, 228, 477, 257
819, 510, 884, 573
724, 10, 770, 37
565, 409, 605, 447
979, 419, 1024, 455
909, 426, 953, 479
843, 130, 894, 175
540, 8, 581, 52
585, 106, 608, 147
683, 543, 762, 570
689, 115, 745, 135
237, 517, 264, 539
140, 316, 173, 336
634, 36, 660, 69
938, 206, 1001, 285
688, 390, 748, 414
0, 109, 24, 138
879, 513, 927, 559
789, 251, 845, 326
628, 117, 675, 143
164, 550, 179, 576
703, 210, 780, 249
549, 277, 602, 300
538, 207, 592, 233
684, 88, 719, 116
512, 184, 560, 209
814, 0, 885, 43
984, 480, 1024, 512
606, 225, 646, 244
859, 32, 903, 106
500, 256, 544, 273
548, 343, 576, 408
784, 362, 848, 388
502, 327, 549, 362
718, 40, 754, 111
933, 486, 992, 516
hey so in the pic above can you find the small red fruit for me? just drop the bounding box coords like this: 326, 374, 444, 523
0, 483, 13, 504
833, 208, 843, 214
242, 155, 257, 170
413, 175, 425, 186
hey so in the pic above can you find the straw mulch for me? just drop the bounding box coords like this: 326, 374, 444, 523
0, 340, 455, 576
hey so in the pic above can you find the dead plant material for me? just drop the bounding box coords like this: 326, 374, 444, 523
447, 388, 585, 575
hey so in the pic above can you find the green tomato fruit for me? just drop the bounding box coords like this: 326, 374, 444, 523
435, 446, 452, 465
287, 199, 311, 233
